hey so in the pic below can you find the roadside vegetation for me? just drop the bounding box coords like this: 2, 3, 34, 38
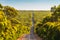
36, 5, 60, 40
0, 4, 30, 40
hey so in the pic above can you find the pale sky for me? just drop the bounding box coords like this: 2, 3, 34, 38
0, 0, 60, 10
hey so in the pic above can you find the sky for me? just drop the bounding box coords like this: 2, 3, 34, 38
0, 0, 60, 10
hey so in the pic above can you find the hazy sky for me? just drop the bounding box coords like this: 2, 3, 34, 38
0, 0, 60, 10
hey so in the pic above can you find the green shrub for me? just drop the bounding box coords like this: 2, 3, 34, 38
36, 22, 60, 40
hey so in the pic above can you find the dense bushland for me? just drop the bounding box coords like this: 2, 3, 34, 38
36, 5, 60, 40
0, 4, 30, 40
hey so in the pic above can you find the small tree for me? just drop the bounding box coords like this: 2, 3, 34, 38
51, 6, 56, 12
0, 4, 3, 9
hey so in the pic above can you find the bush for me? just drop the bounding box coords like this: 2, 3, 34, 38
36, 22, 60, 40
0, 4, 30, 40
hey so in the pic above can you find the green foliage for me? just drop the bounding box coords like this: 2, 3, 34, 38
51, 6, 56, 12
36, 22, 60, 40
36, 5, 60, 40
4, 6, 18, 18
0, 4, 3, 9
0, 4, 30, 40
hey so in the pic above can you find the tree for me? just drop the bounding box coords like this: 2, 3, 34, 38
51, 6, 56, 12
52, 5, 60, 21
0, 4, 3, 8
4, 6, 18, 18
